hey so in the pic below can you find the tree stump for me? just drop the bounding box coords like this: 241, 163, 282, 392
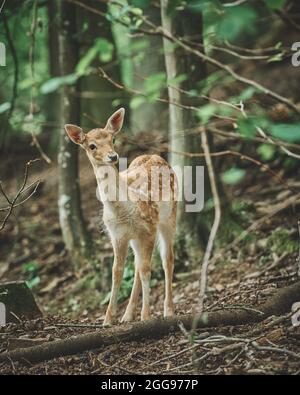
0, 281, 42, 324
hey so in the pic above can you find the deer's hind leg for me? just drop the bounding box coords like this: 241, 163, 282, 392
127, 234, 155, 321
158, 223, 175, 317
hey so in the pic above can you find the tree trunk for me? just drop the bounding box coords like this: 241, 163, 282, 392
160, 1, 210, 263
46, 0, 61, 147
78, 0, 124, 129
56, 0, 91, 268
131, 5, 167, 135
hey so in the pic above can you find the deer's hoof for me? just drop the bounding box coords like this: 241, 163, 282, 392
103, 313, 115, 327
164, 309, 174, 318
121, 312, 135, 323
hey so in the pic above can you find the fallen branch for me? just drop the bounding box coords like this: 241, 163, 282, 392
0, 281, 299, 365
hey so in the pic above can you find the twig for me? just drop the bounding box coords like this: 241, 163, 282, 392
0, 159, 40, 231
297, 220, 300, 276
150, 344, 199, 366
244, 252, 288, 279
0, 0, 6, 14
198, 129, 221, 316
0, 180, 41, 212
252, 342, 300, 360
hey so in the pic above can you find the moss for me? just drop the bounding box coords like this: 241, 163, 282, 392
267, 228, 298, 255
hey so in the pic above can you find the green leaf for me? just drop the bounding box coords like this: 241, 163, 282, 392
96, 38, 114, 63
131, 0, 150, 9
197, 104, 217, 124
76, 38, 114, 76
222, 167, 246, 185
131, 7, 143, 16
237, 118, 256, 138
257, 144, 276, 161
188, 0, 221, 13
22, 261, 39, 273
131, 39, 149, 52
264, 0, 285, 11
236, 87, 256, 102
270, 122, 300, 143
144, 72, 166, 96
76, 47, 99, 76
168, 74, 188, 86
217, 5, 257, 41
267, 53, 283, 63
26, 276, 40, 289
0, 102, 11, 114
130, 95, 146, 110
40, 74, 78, 94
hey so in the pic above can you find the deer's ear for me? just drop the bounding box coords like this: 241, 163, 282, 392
105, 108, 125, 135
64, 124, 85, 145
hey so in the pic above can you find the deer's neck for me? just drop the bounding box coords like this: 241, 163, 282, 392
93, 164, 124, 209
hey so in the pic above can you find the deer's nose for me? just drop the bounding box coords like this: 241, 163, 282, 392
107, 152, 119, 162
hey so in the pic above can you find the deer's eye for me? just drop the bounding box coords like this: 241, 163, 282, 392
89, 143, 97, 150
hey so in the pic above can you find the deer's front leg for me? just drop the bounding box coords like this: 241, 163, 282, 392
104, 237, 128, 325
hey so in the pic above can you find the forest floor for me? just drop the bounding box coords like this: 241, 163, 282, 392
0, 140, 300, 375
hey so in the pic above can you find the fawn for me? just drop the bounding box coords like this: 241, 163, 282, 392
65, 108, 177, 325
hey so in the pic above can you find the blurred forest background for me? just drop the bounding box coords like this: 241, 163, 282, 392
0, 0, 300, 374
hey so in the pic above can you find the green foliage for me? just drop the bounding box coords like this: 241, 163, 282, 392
267, 228, 298, 255
257, 144, 276, 161
222, 167, 246, 185
283, 157, 298, 170
101, 264, 135, 305
217, 5, 257, 41
189, 1, 257, 41
263, 0, 286, 11
237, 116, 271, 139
237, 118, 256, 138
130, 72, 166, 109
188, 0, 221, 14
131, 0, 150, 9
0, 102, 11, 114
197, 104, 217, 124
22, 261, 39, 272
76, 38, 114, 76
40, 74, 78, 94
130, 95, 146, 110
22, 261, 40, 289
197, 103, 234, 124
270, 122, 300, 143
0, 5, 50, 142
144, 72, 166, 100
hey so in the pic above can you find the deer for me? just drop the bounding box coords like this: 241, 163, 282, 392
65, 108, 177, 325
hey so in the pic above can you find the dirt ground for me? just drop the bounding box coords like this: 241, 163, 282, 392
0, 141, 300, 375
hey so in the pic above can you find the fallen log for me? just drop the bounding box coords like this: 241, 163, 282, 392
0, 281, 299, 365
